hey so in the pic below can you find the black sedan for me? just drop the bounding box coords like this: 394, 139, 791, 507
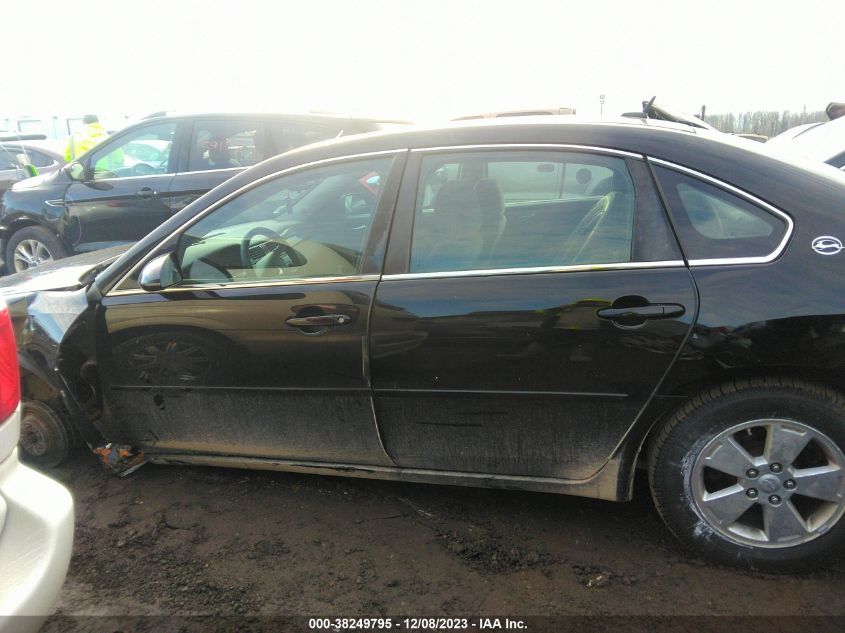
2, 117, 845, 571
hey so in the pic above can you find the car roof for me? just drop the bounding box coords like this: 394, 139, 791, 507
140, 111, 413, 125
268, 116, 699, 162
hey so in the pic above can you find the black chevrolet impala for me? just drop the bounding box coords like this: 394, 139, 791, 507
2, 118, 845, 570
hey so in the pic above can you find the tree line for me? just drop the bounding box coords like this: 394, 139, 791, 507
705, 109, 828, 137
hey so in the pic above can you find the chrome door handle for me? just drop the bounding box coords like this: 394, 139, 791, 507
136, 187, 157, 199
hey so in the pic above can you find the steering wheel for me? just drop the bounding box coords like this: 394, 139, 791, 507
240, 227, 306, 269
132, 162, 157, 176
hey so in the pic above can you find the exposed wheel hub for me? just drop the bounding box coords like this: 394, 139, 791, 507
20, 418, 49, 457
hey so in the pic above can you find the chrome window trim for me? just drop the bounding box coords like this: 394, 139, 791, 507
382, 260, 685, 282
170, 166, 243, 177
88, 172, 176, 183
410, 143, 643, 160
106, 148, 406, 296
648, 157, 795, 266
107, 274, 382, 297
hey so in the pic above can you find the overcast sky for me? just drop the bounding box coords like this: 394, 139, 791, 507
3, 0, 842, 126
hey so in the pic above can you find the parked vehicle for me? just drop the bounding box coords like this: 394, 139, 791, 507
2, 117, 845, 571
0, 112, 410, 274
0, 298, 73, 631
453, 107, 576, 120
0, 140, 64, 197
764, 116, 845, 170
623, 96, 719, 131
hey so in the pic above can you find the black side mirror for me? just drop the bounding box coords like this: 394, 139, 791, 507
139, 252, 182, 291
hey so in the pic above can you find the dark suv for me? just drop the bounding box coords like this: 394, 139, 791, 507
0, 112, 406, 273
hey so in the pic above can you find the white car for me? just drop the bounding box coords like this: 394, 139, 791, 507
765, 116, 845, 170
0, 298, 73, 632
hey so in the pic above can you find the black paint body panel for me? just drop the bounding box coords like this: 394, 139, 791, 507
371, 270, 697, 478
4, 118, 845, 501
98, 283, 391, 465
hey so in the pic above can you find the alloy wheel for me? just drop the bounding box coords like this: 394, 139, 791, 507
13, 239, 53, 271
691, 419, 845, 548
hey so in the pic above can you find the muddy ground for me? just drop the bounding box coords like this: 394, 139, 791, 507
38, 450, 845, 632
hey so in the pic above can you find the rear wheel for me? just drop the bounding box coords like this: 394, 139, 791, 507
6, 226, 68, 273
649, 378, 845, 571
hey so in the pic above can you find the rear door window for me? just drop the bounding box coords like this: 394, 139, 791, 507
654, 166, 788, 261
269, 120, 345, 155
0, 148, 17, 169
187, 119, 269, 172
409, 151, 638, 273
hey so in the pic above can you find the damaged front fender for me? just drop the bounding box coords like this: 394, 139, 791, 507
2, 285, 142, 473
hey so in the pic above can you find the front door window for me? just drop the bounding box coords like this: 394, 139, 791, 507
173, 157, 393, 285
89, 122, 177, 180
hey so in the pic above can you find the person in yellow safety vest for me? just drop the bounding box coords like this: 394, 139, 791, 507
64, 114, 124, 175
64, 114, 108, 161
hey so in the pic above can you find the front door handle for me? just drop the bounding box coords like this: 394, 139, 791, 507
597, 304, 685, 320
286, 314, 352, 328
136, 187, 157, 199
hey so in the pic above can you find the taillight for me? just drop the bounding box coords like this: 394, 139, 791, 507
0, 302, 20, 421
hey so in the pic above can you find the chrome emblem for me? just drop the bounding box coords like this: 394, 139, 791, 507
812, 236, 845, 255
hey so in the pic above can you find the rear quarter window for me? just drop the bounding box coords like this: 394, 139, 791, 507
654, 166, 788, 261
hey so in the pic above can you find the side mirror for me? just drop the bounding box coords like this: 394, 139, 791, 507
139, 252, 182, 291
68, 162, 85, 181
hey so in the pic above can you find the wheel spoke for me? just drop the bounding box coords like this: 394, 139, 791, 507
763, 501, 809, 543
793, 465, 844, 503
764, 422, 811, 466
702, 435, 756, 478
700, 484, 755, 526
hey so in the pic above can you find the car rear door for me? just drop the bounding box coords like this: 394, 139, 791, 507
369, 147, 699, 480
166, 117, 266, 215
97, 151, 405, 465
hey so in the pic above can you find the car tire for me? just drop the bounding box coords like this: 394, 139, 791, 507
18, 400, 73, 467
6, 226, 68, 273
649, 377, 845, 571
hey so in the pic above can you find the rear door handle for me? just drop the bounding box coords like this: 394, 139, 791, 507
136, 187, 157, 199
597, 304, 685, 320
286, 314, 352, 328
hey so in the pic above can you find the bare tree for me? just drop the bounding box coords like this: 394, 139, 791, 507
706, 110, 828, 137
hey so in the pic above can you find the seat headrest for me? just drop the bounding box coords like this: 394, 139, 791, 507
432, 181, 482, 233
474, 179, 505, 216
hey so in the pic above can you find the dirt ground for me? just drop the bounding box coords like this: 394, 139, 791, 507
38, 449, 845, 632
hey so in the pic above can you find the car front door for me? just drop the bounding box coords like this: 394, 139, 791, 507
370, 148, 699, 480
63, 121, 179, 254
96, 151, 404, 465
